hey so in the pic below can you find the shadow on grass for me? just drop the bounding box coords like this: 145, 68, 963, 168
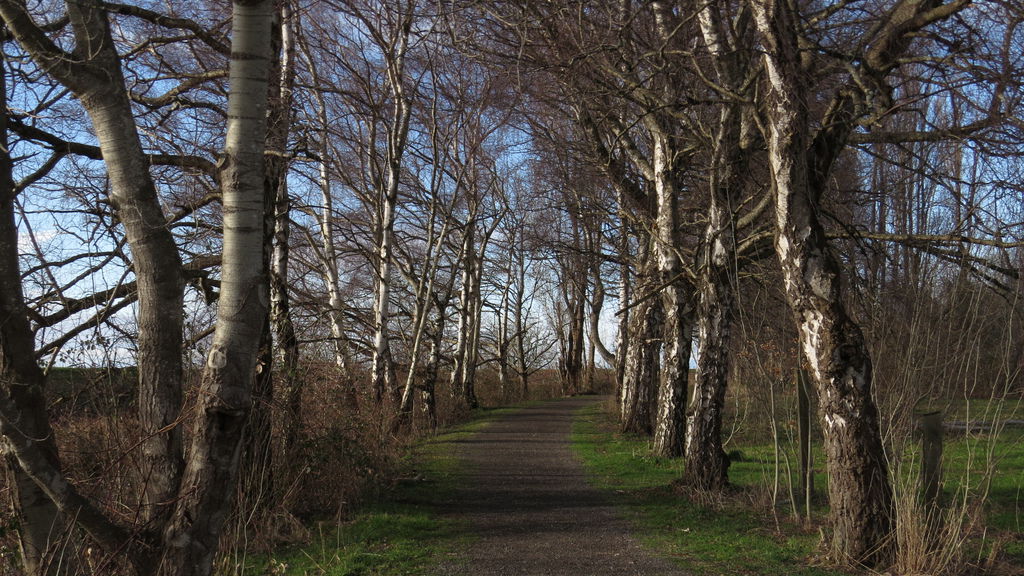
570, 402, 845, 576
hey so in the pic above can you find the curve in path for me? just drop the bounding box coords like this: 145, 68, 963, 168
435, 396, 686, 576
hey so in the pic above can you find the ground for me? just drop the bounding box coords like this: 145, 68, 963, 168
434, 396, 686, 575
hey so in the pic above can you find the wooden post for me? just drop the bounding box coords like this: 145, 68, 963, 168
918, 410, 943, 507
797, 368, 813, 519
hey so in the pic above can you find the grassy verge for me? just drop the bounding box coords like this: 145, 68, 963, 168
571, 401, 844, 576
252, 408, 516, 576
573, 400, 1023, 574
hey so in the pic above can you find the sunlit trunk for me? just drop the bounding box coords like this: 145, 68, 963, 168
398, 198, 450, 425
753, 0, 892, 563
370, 12, 413, 406
450, 221, 479, 409
160, 3, 273, 573
651, 133, 691, 458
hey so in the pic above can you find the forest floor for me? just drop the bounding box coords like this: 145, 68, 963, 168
432, 396, 687, 576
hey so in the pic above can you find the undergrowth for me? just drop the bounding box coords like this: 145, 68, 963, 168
242, 406, 518, 576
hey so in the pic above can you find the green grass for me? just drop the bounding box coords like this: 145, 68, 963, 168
931, 427, 1024, 566
571, 402, 843, 576
573, 400, 1024, 574
249, 398, 1022, 575
253, 408, 519, 576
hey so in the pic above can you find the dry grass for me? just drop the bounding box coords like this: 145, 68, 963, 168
0, 363, 584, 574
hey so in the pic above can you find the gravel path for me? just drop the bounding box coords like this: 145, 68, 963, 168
435, 396, 686, 576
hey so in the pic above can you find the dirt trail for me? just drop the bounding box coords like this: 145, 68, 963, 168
435, 396, 686, 576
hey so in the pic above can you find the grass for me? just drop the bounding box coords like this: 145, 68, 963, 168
250, 407, 519, 576
931, 427, 1024, 567
573, 399, 1024, 575
571, 401, 844, 576
247, 395, 1021, 575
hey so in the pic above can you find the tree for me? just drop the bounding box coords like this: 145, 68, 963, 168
0, 0, 188, 530
0, 43, 67, 576
750, 0, 969, 564
0, 1, 274, 574
683, 0, 765, 491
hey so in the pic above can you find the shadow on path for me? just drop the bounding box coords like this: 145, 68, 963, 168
434, 396, 686, 576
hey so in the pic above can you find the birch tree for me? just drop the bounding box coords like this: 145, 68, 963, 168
359, 0, 417, 405
0, 2, 274, 574
0, 0, 188, 529
293, 9, 353, 381
750, 0, 969, 564
683, 0, 763, 490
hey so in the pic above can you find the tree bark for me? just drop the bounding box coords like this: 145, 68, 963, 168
683, 4, 749, 489
614, 201, 631, 399
752, 0, 893, 564
159, 2, 273, 573
651, 131, 692, 458
450, 217, 481, 410
421, 308, 446, 431
240, 0, 296, 534
619, 248, 659, 436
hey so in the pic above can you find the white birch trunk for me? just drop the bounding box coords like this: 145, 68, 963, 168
298, 30, 350, 374
450, 220, 478, 408
650, 132, 692, 458
398, 197, 451, 421
160, 3, 273, 573
370, 10, 414, 404
753, 0, 893, 563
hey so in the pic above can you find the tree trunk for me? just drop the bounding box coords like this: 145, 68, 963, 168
620, 250, 660, 436
240, 2, 297, 536
159, 2, 273, 573
557, 273, 586, 397
753, 0, 893, 564
651, 132, 691, 458
421, 310, 445, 431
614, 205, 631, 399
496, 269, 511, 400
0, 67, 69, 575
397, 191, 451, 426
59, 0, 188, 526
450, 220, 480, 409
299, 31, 350, 377
589, 250, 616, 369
683, 5, 748, 486
463, 259, 483, 407
683, 248, 734, 488
370, 13, 413, 406
370, 196, 397, 405
513, 246, 531, 400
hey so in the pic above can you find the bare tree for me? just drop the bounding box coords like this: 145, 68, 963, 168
0, 2, 274, 574
683, 0, 763, 491
750, 0, 969, 564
